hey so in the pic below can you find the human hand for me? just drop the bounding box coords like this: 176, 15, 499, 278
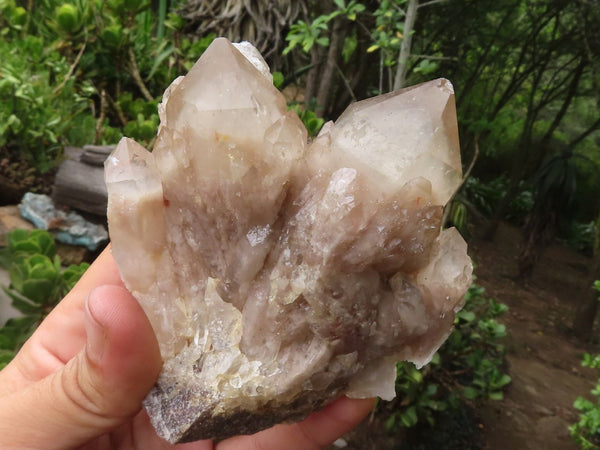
0, 246, 374, 449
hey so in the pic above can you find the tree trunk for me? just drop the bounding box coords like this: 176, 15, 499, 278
517, 210, 556, 278
304, 45, 323, 109
393, 0, 418, 90
315, 17, 347, 116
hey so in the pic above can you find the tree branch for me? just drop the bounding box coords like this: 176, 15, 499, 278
540, 59, 586, 144
335, 63, 356, 103
568, 116, 600, 150
53, 42, 87, 96
442, 138, 480, 227
418, 0, 448, 8
106, 93, 128, 127
409, 54, 458, 61
128, 48, 154, 102
94, 89, 107, 145
316, 16, 347, 115
393, 0, 418, 90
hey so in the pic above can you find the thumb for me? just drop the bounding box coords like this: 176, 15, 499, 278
0, 285, 162, 449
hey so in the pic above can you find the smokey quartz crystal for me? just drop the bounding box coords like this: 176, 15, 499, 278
105, 37, 472, 443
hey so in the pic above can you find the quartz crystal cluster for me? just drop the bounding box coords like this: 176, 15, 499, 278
105, 37, 472, 443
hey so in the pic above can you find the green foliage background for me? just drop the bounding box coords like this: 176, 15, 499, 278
0, 230, 89, 369
2, 0, 600, 445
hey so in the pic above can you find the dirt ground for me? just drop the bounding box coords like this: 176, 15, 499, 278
472, 223, 598, 450
335, 222, 599, 449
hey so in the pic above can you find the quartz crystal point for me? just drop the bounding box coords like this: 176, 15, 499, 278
105, 37, 472, 443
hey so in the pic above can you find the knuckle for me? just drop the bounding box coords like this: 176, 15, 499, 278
57, 353, 116, 423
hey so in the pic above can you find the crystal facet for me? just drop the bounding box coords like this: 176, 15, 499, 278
105, 37, 472, 443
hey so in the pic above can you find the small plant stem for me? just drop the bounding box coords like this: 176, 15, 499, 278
442, 137, 480, 227
157, 0, 167, 40
418, 0, 449, 8
107, 93, 128, 127
94, 89, 107, 144
53, 42, 87, 96
23, 0, 34, 36
335, 63, 356, 102
128, 48, 154, 101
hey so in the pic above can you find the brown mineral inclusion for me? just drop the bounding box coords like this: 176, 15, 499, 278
105, 37, 472, 443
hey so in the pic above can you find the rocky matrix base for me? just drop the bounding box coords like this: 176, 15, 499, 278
105, 37, 472, 443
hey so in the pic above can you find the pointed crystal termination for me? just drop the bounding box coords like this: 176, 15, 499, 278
105, 37, 472, 444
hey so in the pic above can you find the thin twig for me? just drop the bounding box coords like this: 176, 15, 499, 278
128, 48, 154, 101
335, 63, 357, 102
418, 0, 449, 8
442, 136, 480, 227
462, 137, 480, 182
24, 0, 33, 35
106, 93, 128, 127
53, 42, 87, 96
94, 89, 107, 144
410, 53, 458, 61
147, 135, 157, 152
368, 399, 378, 425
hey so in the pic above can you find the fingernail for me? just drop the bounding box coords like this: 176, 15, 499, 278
85, 289, 107, 364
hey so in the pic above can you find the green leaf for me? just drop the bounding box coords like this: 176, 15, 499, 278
8, 262, 26, 292
272, 71, 285, 89
413, 59, 439, 75
0, 350, 15, 370
384, 415, 396, 431
407, 366, 423, 384
463, 386, 478, 400
4, 287, 43, 314
342, 33, 357, 63
424, 383, 438, 396
0, 334, 15, 350
489, 391, 504, 401
574, 397, 594, 411
62, 263, 89, 290
400, 406, 418, 428
22, 278, 55, 305
457, 310, 476, 322
493, 374, 512, 389
316, 37, 330, 47
10, 240, 38, 255
29, 256, 60, 281
146, 42, 174, 82
305, 117, 324, 136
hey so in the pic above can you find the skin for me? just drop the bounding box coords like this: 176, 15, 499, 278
0, 247, 374, 449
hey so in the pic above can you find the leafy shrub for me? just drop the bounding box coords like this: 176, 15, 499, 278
0, 0, 215, 174
385, 281, 510, 433
288, 103, 325, 137
0, 35, 96, 172
570, 281, 600, 449
459, 176, 533, 227
0, 229, 89, 369
562, 220, 597, 255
